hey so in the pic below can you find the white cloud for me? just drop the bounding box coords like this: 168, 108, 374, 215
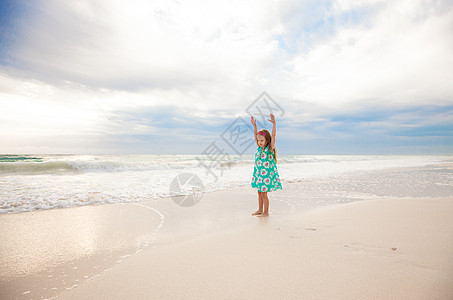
285, 0, 453, 112
14, 0, 280, 100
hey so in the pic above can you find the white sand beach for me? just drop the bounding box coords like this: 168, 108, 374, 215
1, 182, 452, 299
56, 197, 453, 300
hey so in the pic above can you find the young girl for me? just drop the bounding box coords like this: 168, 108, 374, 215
250, 113, 282, 217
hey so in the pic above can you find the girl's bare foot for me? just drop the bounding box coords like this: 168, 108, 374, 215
252, 210, 263, 216
257, 212, 269, 217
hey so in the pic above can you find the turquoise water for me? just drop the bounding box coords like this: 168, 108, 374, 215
0, 155, 42, 163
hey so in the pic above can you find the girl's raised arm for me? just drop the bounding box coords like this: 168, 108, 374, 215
268, 114, 276, 151
251, 116, 258, 147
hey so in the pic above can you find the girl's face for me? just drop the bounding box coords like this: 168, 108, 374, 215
257, 135, 266, 148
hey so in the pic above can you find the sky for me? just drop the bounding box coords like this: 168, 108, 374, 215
0, 0, 452, 155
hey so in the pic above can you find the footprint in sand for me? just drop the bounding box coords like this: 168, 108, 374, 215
288, 227, 318, 238
342, 242, 401, 257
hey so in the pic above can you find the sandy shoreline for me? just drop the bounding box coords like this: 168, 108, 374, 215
1, 166, 453, 300
53, 197, 453, 300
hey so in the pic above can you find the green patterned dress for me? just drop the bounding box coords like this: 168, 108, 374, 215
251, 145, 282, 192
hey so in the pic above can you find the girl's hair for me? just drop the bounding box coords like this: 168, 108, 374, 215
258, 129, 278, 164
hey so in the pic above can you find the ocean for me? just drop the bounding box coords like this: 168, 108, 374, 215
1, 154, 452, 214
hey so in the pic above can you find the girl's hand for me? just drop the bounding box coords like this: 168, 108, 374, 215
268, 113, 276, 124
250, 116, 257, 126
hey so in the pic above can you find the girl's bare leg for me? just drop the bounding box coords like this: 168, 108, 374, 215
258, 192, 269, 217
252, 191, 264, 215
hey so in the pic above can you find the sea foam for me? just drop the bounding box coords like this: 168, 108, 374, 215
0, 154, 451, 214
